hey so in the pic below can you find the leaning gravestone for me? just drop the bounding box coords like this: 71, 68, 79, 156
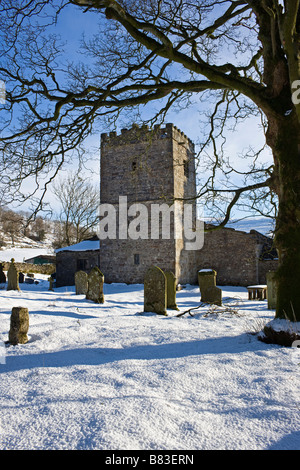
165, 271, 179, 310
9, 307, 29, 345
0, 262, 6, 283
266, 271, 277, 310
144, 265, 167, 315
198, 269, 222, 306
75, 270, 88, 295
7, 259, 20, 291
86, 267, 104, 303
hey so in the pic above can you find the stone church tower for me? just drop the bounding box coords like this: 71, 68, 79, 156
99, 123, 198, 284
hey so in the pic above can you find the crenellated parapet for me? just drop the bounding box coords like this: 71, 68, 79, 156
101, 122, 194, 151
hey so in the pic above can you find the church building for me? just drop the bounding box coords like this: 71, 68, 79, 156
55, 123, 278, 287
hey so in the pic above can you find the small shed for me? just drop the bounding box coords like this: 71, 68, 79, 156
25, 254, 56, 265
55, 236, 100, 287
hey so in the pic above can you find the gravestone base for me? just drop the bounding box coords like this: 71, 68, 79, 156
75, 270, 88, 295
86, 267, 105, 304
165, 271, 179, 310
198, 269, 222, 306
144, 266, 167, 315
266, 271, 277, 310
9, 307, 29, 345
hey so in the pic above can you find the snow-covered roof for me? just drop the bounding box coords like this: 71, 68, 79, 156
55, 239, 100, 253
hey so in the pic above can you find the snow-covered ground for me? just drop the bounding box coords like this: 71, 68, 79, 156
0, 275, 299, 450
0, 247, 54, 263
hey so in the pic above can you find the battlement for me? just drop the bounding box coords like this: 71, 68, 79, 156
101, 122, 194, 148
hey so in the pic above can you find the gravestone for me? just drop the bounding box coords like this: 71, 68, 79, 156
9, 307, 29, 345
75, 270, 88, 295
25, 274, 34, 284
0, 263, 6, 283
86, 267, 104, 303
19, 272, 24, 283
266, 271, 277, 310
7, 259, 20, 291
198, 269, 222, 306
48, 276, 54, 291
144, 265, 167, 315
165, 271, 179, 310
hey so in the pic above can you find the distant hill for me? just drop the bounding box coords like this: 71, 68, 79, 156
226, 217, 275, 236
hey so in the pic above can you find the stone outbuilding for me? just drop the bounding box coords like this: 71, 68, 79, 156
197, 225, 278, 286
55, 237, 100, 288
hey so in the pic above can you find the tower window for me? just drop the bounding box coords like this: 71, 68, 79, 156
132, 161, 137, 171
134, 254, 140, 265
184, 161, 189, 178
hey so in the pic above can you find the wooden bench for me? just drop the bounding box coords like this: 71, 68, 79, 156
247, 285, 267, 301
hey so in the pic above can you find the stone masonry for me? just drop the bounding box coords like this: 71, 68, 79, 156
100, 123, 197, 284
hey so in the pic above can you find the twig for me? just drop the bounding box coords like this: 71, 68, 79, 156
176, 303, 206, 317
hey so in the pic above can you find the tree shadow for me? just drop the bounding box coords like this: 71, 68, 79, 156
0, 333, 275, 374
267, 431, 300, 450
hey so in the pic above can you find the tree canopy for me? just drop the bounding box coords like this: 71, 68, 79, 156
0, 1, 290, 213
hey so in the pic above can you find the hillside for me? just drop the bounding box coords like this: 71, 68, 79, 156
0, 220, 55, 263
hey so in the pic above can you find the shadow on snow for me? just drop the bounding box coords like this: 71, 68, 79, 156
0, 333, 277, 373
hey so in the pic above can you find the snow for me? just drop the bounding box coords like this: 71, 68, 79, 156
262, 318, 300, 334
0, 276, 299, 450
0, 248, 54, 263
247, 285, 267, 288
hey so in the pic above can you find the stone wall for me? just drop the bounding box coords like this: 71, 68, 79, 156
99, 232, 176, 284
196, 227, 274, 286
2, 261, 55, 275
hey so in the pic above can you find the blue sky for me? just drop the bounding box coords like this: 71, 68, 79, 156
7, 2, 273, 222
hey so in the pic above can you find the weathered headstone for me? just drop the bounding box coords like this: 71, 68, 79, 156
86, 267, 104, 303
266, 271, 277, 310
198, 269, 222, 306
0, 262, 6, 283
144, 265, 167, 315
48, 276, 54, 291
9, 307, 29, 345
75, 270, 88, 295
165, 271, 179, 310
7, 259, 20, 291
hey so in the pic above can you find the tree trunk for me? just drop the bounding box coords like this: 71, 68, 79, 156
268, 111, 300, 321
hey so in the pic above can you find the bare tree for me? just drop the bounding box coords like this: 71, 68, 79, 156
52, 171, 99, 246
0, 1, 300, 322
0, 209, 25, 246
